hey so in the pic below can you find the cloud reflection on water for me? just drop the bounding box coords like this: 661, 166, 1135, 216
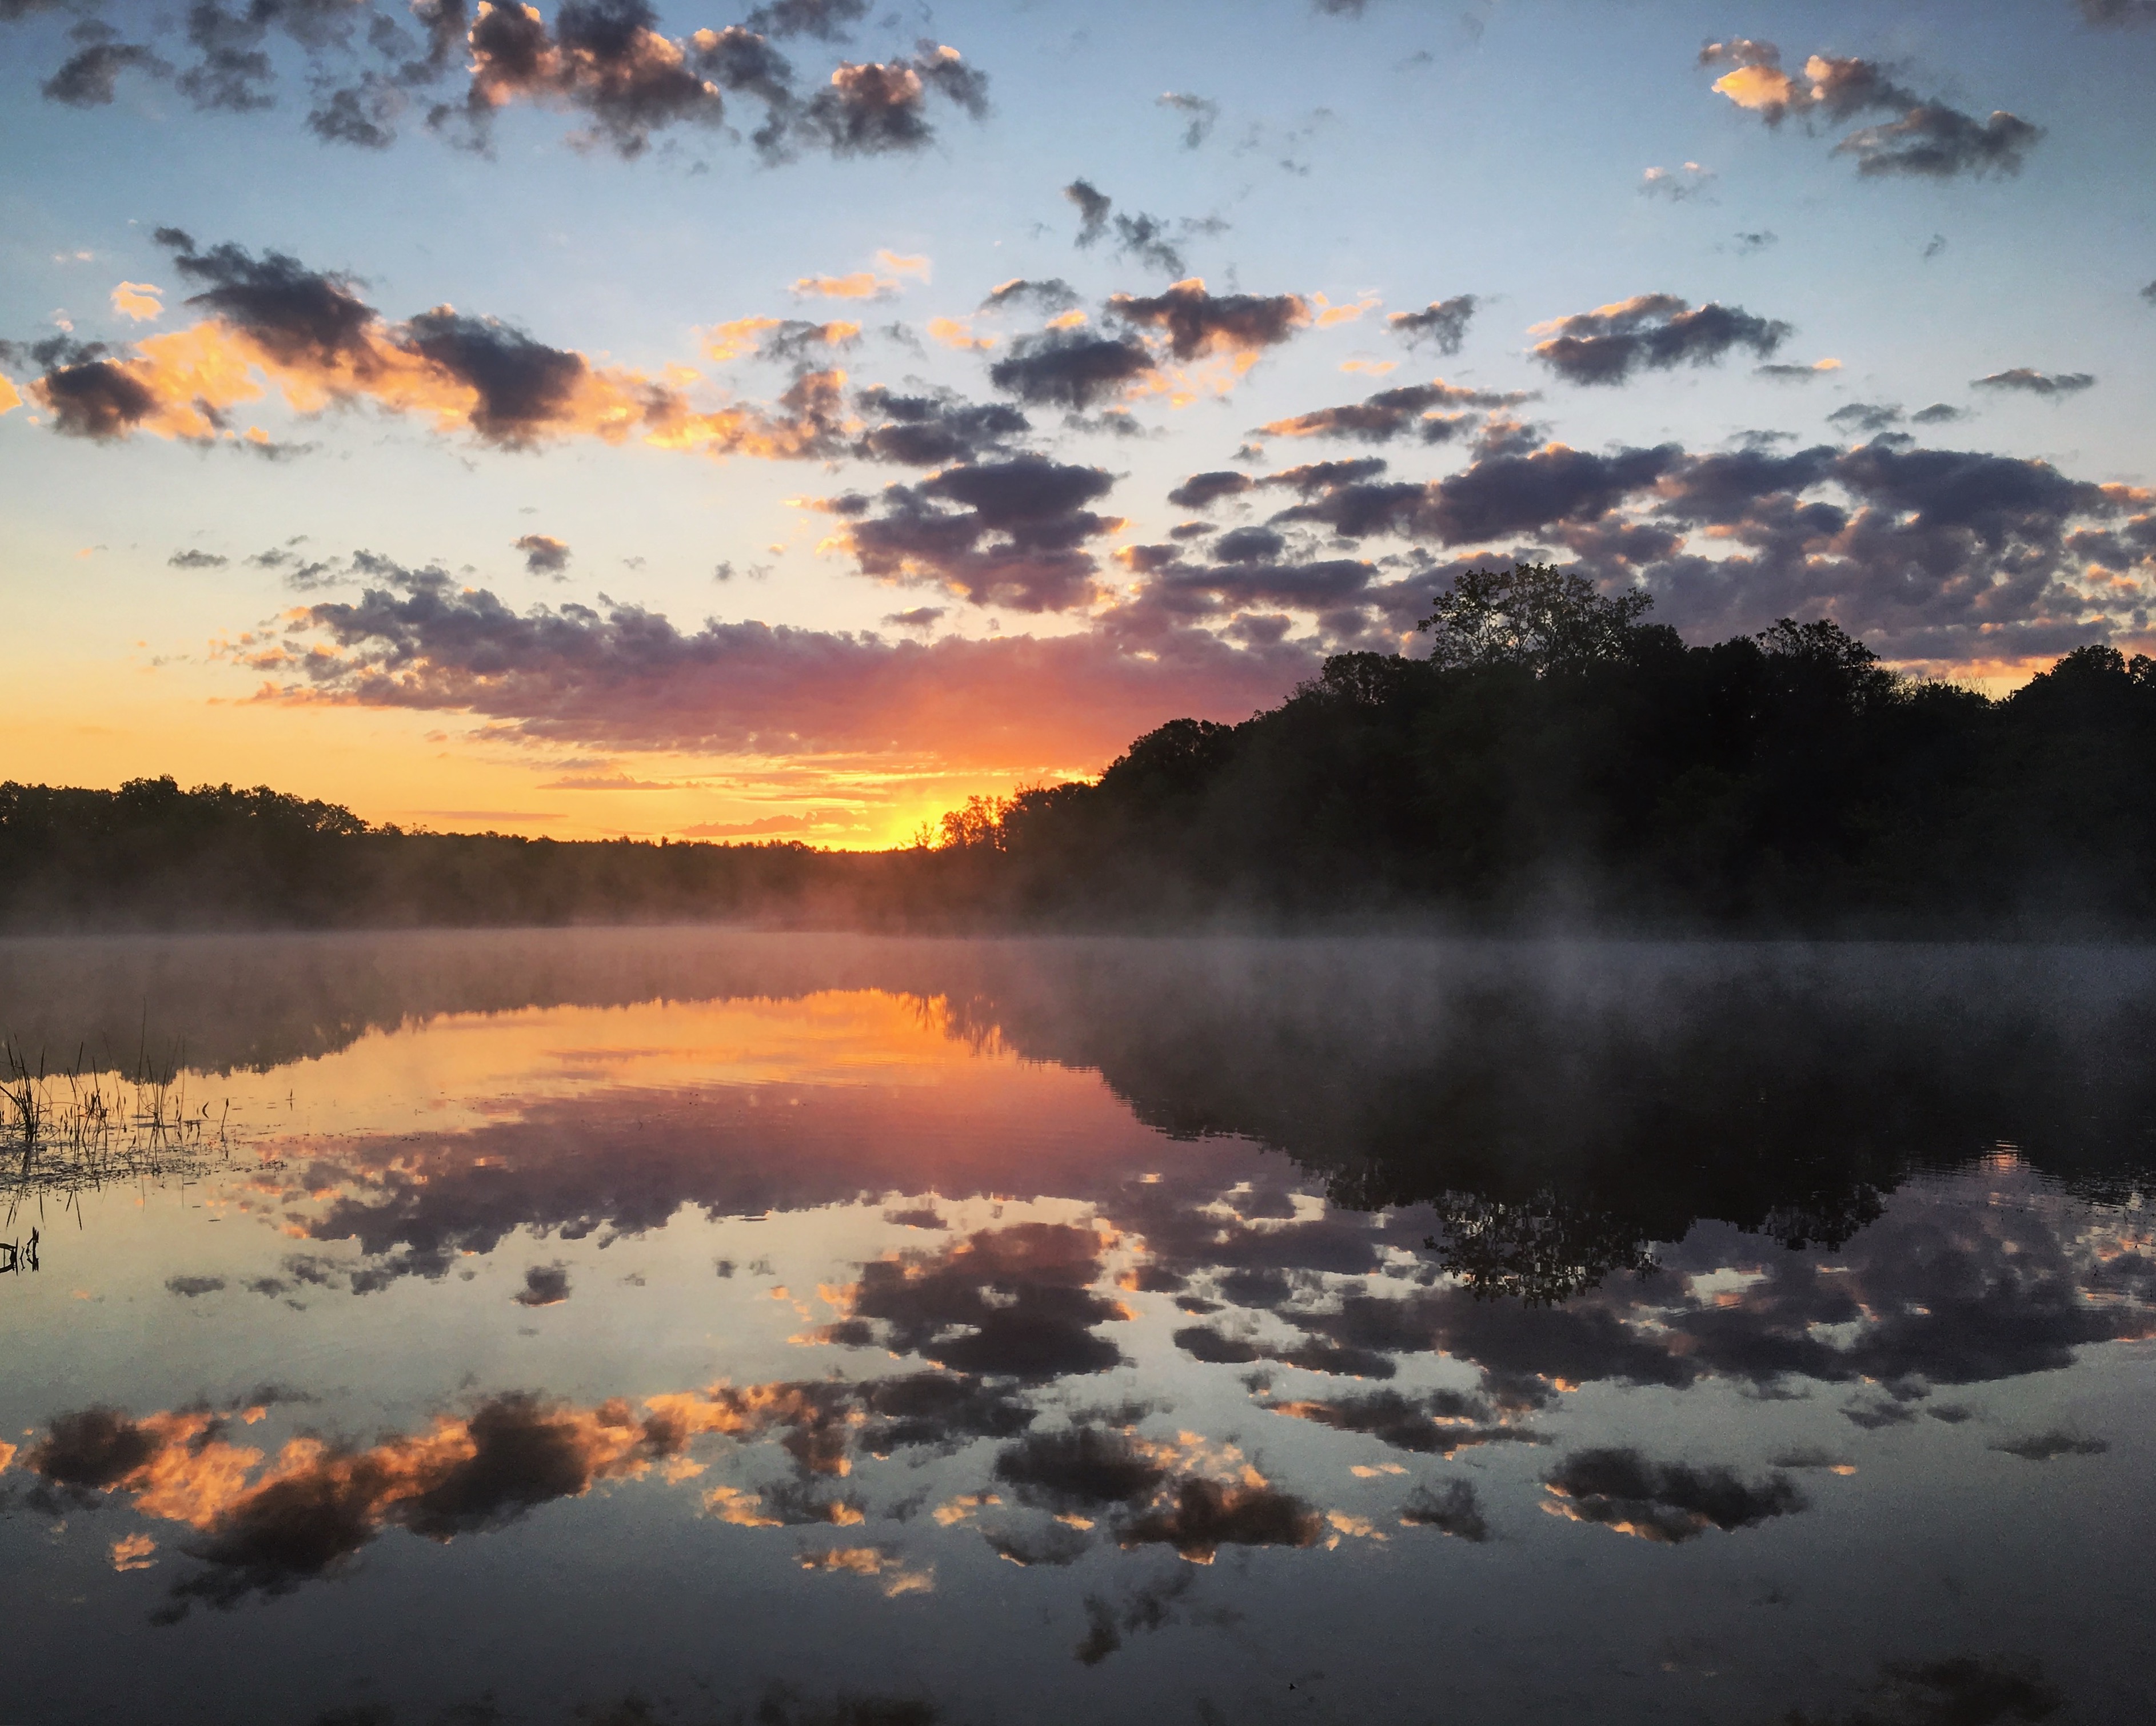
2, 932, 2153, 1720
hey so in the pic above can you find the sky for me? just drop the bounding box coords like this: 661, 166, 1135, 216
2, 0, 2153, 847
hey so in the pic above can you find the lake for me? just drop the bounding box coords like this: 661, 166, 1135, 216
1, 931, 2151, 1725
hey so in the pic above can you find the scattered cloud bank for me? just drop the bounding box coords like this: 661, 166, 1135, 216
224, 555, 1313, 770
8, 0, 992, 162
1700, 40, 2042, 178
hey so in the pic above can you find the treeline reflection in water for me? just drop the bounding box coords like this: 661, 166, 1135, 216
0, 931, 2150, 1725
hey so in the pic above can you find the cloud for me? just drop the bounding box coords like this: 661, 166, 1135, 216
31, 353, 161, 439
1064, 179, 1113, 246
417, 5, 988, 162
1530, 293, 1791, 385
1701, 41, 2042, 180
1398, 1478, 1490, 1541
1184, 424, 2156, 669
1836, 105, 2045, 179
1700, 40, 1915, 121
993, 1426, 1171, 1510
700, 316, 784, 361
1105, 212, 1187, 277
18, 1390, 700, 1613
926, 316, 994, 351
987, 327, 1155, 410
1261, 1389, 1534, 1456
1157, 90, 1219, 148
242, 563, 1314, 769
1798, 1659, 2065, 1726
14, 1369, 1041, 1611
1542, 1447, 1806, 1542
435, 0, 729, 158
1910, 402, 1966, 424
2082, 0, 2156, 20
1756, 358, 1840, 380
158, 230, 380, 366
1161, 476, 1253, 521
1257, 378, 1531, 444
109, 281, 164, 321
165, 1275, 227, 1297
821, 456, 1122, 611
1112, 535, 1377, 629
742, 0, 871, 39
167, 548, 230, 569
1119, 1474, 1324, 1562
1109, 279, 1310, 361
786, 47, 989, 157
1073, 1568, 1193, 1661
1057, 181, 1225, 276
1828, 402, 1904, 435
678, 811, 836, 836
853, 386, 1029, 465
1640, 162, 1715, 200
794, 1545, 933, 1596
812, 1222, 1130, 1381
39, 0, 990, 162
1267, 444, 1680, 544
1972, 368, 2096, 397
513, 1262, 571, 1305
1989, 1429, 2109, 1461
22, 234, 848, 459
1387, 295, 1477, 354
792, 272, 900, 300
701, 317, 862, 365
980, 278, 1081, 315
514, 533, 570, 575
39, 39, 173, 106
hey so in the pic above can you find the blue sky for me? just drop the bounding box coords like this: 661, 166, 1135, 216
2, 0, 2152, 840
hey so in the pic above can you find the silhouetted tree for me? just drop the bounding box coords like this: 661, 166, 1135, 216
1416, 561, 1661, 672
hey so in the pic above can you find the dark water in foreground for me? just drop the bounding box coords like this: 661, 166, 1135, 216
1, 932, 2152, 1726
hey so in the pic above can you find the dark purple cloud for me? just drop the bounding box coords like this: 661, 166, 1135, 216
832, 456, 1122, 611
255, 558, 1314, 767
1531, 293, 1791, 385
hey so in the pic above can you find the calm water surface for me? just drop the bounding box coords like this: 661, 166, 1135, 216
1, 932, 2151, 1725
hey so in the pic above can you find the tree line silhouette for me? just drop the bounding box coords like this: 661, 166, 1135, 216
6, 565, 2155, 930
953, 565, 2156, 930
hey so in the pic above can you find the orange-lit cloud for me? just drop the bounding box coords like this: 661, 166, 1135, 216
1312, 292, 1379, 327
793, 273, 891, 300
702, 316, 783, 361
29, 309, 853, 462
12, 234, 870, 459
796, 1545, 935, 1595
927, 316, 995, 350
1712, 62, 1798, 111
110, 281, 164, 321
110, 1532, 158, 1570
17, 1378, 947, 1611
